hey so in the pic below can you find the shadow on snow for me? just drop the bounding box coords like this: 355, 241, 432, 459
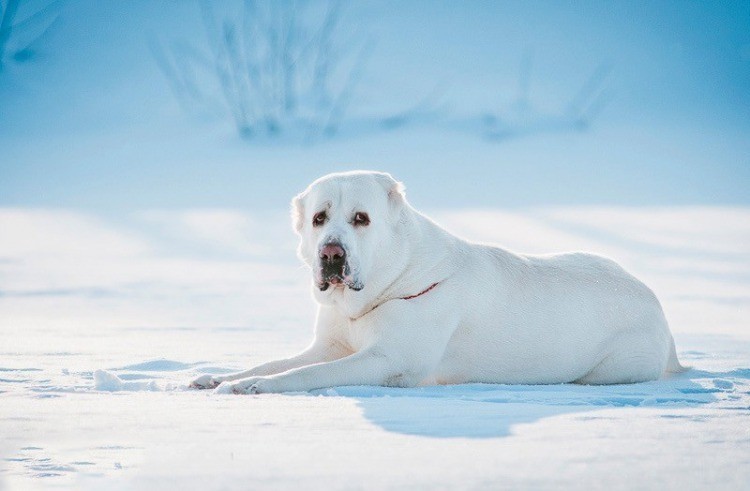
310, 369, 745, 438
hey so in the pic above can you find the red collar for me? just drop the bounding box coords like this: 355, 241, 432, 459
400, 282, 439, 300
350, 282, 441, 321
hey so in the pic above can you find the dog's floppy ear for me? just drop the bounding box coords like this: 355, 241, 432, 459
374, 173, 408, 227
388, 179, 406, 205
375, 172, 406, 206
389, 180, 409, 226
291, 191, 306, 234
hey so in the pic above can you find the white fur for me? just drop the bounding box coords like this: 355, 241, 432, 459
192, 171, 684, 394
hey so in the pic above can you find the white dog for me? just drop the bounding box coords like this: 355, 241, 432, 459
191, 171, 684, 394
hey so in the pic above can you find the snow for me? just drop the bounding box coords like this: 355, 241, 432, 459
1, 207, 749, 489
1, 0, 749, 488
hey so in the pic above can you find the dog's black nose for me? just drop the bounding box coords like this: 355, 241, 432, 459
320, 243, 345, 263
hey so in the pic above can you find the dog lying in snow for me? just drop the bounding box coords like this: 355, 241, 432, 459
191, 171, 684, 394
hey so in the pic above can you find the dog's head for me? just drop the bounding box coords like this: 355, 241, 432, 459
292, 171, 408, 305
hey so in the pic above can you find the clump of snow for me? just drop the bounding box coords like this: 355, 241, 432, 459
713, 379, 734, 390
93, 370, 159, 392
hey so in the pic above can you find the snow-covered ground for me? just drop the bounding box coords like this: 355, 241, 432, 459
1, 206, 748, 489
1, 0, 748, 488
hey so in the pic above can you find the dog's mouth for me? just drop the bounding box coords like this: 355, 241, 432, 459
318, 275, 363, 292
317, 264, 363, 292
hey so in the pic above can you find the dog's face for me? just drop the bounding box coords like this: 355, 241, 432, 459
292, 171, 407, 305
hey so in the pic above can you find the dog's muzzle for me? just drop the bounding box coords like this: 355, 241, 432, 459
317, 242, 362, 291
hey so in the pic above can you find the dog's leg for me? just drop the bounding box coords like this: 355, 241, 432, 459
190, 306, 347, 389
215, 348, 396, 394
216, 300, 460, 394
189, 339, 347, 389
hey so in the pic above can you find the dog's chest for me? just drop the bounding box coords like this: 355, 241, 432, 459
338, 317, 375, 353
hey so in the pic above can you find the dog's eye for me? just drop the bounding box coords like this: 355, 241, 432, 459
353, 212, 370, 227
312, 211, 327, 227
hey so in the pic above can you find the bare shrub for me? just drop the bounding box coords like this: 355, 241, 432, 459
151, 1, 386, 141
0, 0, 63, 70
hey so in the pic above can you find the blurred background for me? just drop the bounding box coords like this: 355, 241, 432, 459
0, 0, 748, 335
1, 0, 748, 210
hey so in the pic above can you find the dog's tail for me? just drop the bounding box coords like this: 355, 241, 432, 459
666, 336, 689, 373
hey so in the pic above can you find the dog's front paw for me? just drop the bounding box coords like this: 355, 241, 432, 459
189, 374, 224, 390
214, 377, 268, 395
